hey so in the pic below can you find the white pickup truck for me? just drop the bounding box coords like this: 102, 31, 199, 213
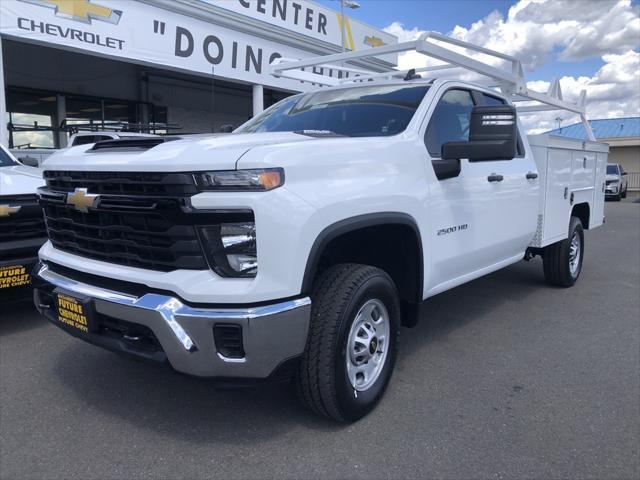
0, 144, 46, 301
32, 36, 608, 421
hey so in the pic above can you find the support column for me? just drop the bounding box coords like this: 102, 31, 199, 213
0, 36, 8, 148
252, 84, 264, 117
56, 94, 67, 148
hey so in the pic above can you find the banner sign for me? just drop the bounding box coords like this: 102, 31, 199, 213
0, 0, 396, 92
209, 0, 396, 52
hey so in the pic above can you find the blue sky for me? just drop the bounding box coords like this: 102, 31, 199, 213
317, 0, 515, 34
315, 0, 610, 80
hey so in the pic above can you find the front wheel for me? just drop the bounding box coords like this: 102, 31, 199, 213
543, 216, 584, 287
296, 264, 400, 422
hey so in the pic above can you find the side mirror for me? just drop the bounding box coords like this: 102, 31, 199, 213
16, 155, 39, 167
621, 171, 628, 176
442, 105, 517, 161
219, 124, 234, 133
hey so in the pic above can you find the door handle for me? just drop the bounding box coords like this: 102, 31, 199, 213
526, 172, 538, 180
487, 174, 504, 182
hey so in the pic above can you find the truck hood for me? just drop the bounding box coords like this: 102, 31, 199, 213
42, 132, 317, 172
0, 164, 44, 196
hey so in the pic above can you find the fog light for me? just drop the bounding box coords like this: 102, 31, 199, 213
199, 223, 257, 278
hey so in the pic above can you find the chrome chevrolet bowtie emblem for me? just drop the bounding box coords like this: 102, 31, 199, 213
66, 188, 100, 213
0, 204, 21, 217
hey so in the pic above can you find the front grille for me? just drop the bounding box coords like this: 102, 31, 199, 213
40, 195, 208, 271
0, 194, 47, 244
40, 171, 253, 272
44, 170, 198, 196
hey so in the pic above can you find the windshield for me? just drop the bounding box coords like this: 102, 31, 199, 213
238, 84, 430, 137
0, 148, 19, 167
606, 164, 619, 175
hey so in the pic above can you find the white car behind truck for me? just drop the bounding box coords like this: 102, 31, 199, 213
32, 35, 607, 421
605, 163, 629, 200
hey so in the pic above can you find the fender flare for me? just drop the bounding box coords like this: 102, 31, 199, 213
300, 212, 424, 302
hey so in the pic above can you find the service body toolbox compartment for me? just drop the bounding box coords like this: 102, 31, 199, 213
528, 134, 608, 249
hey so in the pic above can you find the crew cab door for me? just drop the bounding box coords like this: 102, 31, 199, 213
423, 88, 538, 294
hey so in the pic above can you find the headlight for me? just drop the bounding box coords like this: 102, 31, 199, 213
198, 222, 257, 278
610, 179, 619, 184
194, 168, 284, 191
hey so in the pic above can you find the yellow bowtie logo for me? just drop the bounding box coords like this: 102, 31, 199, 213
66, 188, 100, 213
0, 205, 21, 217
364, 36, 386, 48
20, 0, 122, 25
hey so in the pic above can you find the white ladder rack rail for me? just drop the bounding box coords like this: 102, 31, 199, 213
270, 31, 595, 141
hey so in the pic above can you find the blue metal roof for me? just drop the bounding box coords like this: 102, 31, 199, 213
546, 117, 640, 140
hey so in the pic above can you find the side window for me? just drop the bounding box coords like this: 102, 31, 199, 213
482, 93, 505, 106
425, 89, 474, 157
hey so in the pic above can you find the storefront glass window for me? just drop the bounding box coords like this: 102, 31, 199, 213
6, 89, 57, 149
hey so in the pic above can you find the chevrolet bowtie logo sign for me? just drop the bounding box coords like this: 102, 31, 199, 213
66, 188, 100, 213
0, 205, 21, 217
21, 0, 122, 25
364, 36, 386, 48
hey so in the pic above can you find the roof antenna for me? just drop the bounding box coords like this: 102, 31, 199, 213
404, 68, 421, 81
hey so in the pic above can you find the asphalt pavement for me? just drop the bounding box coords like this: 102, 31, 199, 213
1, 197, 638, 480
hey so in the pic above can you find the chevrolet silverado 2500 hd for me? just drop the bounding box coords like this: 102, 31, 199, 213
0, 144, 46, 301
32, 36, 608, 421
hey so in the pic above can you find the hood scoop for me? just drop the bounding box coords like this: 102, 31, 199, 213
89, 137, 182, 152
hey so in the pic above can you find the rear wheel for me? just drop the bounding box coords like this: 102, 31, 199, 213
543, 216, 584, 287
296, 263, 400, 422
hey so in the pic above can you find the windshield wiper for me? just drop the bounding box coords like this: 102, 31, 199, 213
293, 130, 346, 137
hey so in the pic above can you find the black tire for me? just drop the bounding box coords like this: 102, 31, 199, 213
543, 216, 584, 287
296, 263, 400, 422
622, 187, 627, 199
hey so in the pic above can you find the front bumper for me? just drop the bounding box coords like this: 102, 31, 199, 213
605, 184, 620, 195
33, 263, 311, 379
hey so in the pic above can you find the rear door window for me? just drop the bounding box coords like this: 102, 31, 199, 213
482, 94, 506, 106
479, 92, 525, 157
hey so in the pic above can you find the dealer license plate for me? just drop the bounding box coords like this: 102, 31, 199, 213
55, 291, 96, 334
0, 264, 31, 289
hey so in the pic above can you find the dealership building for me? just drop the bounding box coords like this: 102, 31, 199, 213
0, 0, 396, 152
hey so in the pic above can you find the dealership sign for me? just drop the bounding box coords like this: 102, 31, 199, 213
210, 0, 395, 53
0, 0, 396, 92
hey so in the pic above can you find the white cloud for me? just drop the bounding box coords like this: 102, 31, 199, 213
512, 0, 640, 60
383, 0, 640, 134
521, 50, 640, 133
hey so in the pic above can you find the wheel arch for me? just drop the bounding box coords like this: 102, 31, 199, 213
572, 202, 590, 229
301, 212, 424, 306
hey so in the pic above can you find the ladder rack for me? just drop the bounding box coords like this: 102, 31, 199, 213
270, 31, 595, 141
